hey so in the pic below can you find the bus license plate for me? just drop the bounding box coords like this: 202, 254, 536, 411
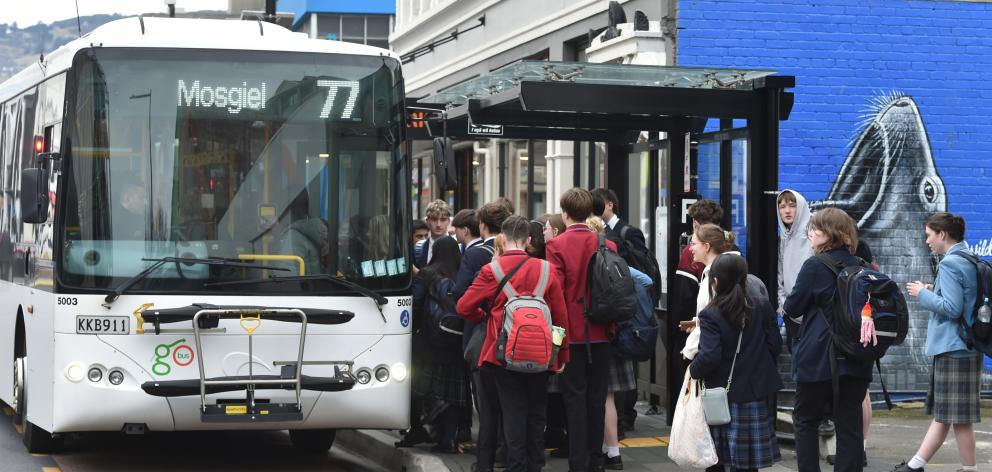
76, 316, 130, 335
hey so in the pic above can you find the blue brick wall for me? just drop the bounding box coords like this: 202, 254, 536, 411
679, 0, 992, 393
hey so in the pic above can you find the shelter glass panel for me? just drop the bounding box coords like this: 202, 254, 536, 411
422, 61, 777, 107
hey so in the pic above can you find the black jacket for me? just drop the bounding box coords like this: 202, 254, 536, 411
690, 298, 783, 403
605, 218, 646, 262
453, 239, 496, 350
783, 248, 874, 383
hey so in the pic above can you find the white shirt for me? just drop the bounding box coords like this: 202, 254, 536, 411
606, 214, 620, 230
465, 237, 483, 250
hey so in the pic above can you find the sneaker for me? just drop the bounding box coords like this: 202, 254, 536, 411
818, 419, 835, 436
605, 455, 624, 470
892, 462, 924, 472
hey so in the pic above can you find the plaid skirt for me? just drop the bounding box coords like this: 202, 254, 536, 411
608, 355, 636, 392
413, 361, 469, 407
925, 353, 982, 424
709, 400, 780, 469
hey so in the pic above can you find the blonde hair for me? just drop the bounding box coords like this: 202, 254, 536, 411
424, 199, 452, 220
586, 216, 606, 234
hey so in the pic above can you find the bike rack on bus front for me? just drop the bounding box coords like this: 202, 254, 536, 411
137, 305, 357, 423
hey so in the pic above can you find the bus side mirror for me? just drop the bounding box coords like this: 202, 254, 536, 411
21, 168, 49, 224
432, 137, 457, 191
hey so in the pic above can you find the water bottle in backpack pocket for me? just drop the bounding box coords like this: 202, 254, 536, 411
490, 259, 556, 373
951, 252, 992, 355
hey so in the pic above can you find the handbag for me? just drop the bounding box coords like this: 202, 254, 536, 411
668, 370, 719, 468
462, 257, 529, 369
701, 328, 743, 426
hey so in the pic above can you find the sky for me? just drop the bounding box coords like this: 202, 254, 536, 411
6, 1, 230, 26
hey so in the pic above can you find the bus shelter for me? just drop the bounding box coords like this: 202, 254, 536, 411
412, 61, 795, 422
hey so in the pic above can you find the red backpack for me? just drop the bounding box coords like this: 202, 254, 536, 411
490, 258, 555, 373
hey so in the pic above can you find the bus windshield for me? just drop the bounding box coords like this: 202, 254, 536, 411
60, 48, 409, 295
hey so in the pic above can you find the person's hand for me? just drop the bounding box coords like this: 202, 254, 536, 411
906, 281, 927, 297
678, 319, 696, 333
412, 265, 419, 276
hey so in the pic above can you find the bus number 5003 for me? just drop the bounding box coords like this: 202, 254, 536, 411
58, 297, 78, 306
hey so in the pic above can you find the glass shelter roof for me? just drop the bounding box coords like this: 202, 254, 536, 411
421, 61, 777, 107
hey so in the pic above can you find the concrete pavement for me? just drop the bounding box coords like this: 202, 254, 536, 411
360, 400, 992, 472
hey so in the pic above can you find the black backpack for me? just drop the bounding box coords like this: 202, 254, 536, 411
951, 252, 992, 356
619, 225, 662, 302
815, 254, 909, 362
425, 277, 464, 350
816, 253, 909, 409
585, 234, 636, 324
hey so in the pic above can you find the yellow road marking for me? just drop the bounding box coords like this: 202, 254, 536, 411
43, 468, 61, 472
619, 436, 669, 448
2, 406, 11, 416
31, 454, 47, 457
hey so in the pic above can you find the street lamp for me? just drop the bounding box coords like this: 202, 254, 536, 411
165, 0, 176, 18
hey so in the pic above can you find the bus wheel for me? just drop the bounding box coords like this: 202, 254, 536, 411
12, 356, 24, 426
18, 357, 61, 453
289, 429, 336, 453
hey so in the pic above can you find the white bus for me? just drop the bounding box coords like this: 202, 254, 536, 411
0, 17, 414, 452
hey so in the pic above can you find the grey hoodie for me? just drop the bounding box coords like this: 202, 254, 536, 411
777, 189, 812, 310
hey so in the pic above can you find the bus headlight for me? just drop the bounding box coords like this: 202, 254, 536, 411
65, 363, 85, 383
374, 366, 390, 383
355, 369, 372, 384
391, 363, 408, 382
108, 370, 125, 386
87, 367, 103, 383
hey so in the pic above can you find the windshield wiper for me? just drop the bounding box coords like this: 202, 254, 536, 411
203, 274, 389, 322
103, 257, 289, 308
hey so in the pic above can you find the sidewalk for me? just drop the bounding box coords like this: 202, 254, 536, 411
346, 401, 992, 472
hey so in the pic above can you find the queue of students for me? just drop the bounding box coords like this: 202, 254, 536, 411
400, 188, 982, 472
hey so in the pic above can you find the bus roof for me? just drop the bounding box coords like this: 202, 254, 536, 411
0, 17, 399, 101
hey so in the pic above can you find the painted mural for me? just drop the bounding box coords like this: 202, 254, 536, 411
678, 0, 992, 392
811, 94, 946, 375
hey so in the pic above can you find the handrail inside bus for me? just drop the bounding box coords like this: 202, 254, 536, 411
238, 254, 305, 276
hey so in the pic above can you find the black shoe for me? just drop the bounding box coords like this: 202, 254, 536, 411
550, 445, 570, 458
395, 426, 431, 448
892, 462, 923, 472
456, 427, 472, 444
494, 446, 507, 468
826, 455, 835, 465
605, 455, 624, 470
430, 440, 458, 454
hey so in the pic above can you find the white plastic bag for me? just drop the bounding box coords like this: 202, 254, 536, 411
668, 370, 719, 468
